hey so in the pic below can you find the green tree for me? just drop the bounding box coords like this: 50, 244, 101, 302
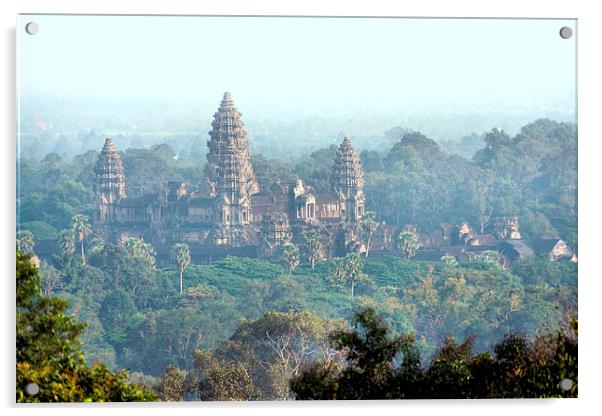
475, 250, 503, 269
119, 237, 158, 297
290, 307, 420, 400
361, 211, 379, 258
395, 230, 420, 259
88, 236, 106, 257
99, 289, 141, 355
57, 229, 76, 255
193, 350, 258, 401
139, 307, 204, 374
441, 255, 459, 268
329, 253, 368, 299
280, 243, 300, 272
157, 365, 187, 401
216, 311, 340, 400
122, 237, 156, 264
171, 243, 191, 294
40, 263, 64, 296
290, 307, 577, 400
17, 230, 35, 254
302, 228, 324, 269
422, 336, 475, 398
16, 250, 156, 402
462, 173, 494, 233
72, 214, 91, 265
402, 272, 444, 342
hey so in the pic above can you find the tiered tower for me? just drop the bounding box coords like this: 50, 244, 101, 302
94, 137, 126, 223
333, 137, 365, 222
206, 92, 259, 229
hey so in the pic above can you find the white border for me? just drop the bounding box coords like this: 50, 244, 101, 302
2, 1, 601, 415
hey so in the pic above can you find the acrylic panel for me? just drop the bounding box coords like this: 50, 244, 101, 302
16, 14, 577, 402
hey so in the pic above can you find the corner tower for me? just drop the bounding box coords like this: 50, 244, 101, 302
94, 137, 126, 223
333, 137, 365, 222
206, 92, 259, 227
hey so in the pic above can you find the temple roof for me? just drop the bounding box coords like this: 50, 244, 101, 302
221, 91, 233, 106
315, 192, 340, 204
95, 137, 126, 200
527, 239, 565, 255
95, 137, 124, 174
206, 92, 259, 200
333, 136, 364, 190
498, 240, 535, 257
467, 234, 498, 247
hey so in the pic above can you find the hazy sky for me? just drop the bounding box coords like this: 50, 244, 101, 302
18, 15, 576, 116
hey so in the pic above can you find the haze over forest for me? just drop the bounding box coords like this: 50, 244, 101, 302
18, 15, 575, 162
18, 93, 575, 163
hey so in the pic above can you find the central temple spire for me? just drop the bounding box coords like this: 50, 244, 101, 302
333, 136, 365, 221
206, 92, 259, 230
95, 137, 126, 203
222, 91, 233, 103
94, 137, 126, 223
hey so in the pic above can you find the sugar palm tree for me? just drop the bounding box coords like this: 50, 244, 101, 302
57, 229, 76, 255
280, 243, 300, 272
361, 211, 379, 258
171, 243, 191, 294
72, 214, 91, 265
123, 237, 156, 265
302, 228, 324, 269
395, 230, 420, 260
329, 252, 367, 299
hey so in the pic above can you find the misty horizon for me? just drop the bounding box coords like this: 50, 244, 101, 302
19, 15, 575, 116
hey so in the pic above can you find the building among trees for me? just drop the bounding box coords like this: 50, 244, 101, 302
77, 93, 575, 266
92, 92, 366, 263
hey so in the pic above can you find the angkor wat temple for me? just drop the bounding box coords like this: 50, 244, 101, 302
92, 92, 367, 262
89, 92, 574, 265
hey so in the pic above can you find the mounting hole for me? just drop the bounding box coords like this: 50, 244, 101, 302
559, 378, 574, 391
25, 22, 39, 35
25, 382, 40, 396
559, 26, 573, 39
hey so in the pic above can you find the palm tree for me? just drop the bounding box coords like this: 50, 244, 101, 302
72, 214, 91, 265
57, 229, 76, 255
171, 243, 191, 294
280, 243, 300, 272
440, 255, 459, 269
395, 230, 420, 260
123, 237, 156, 265
88, 237, 106, 257
361, 211, 379, 258
329, 253, 367, 298
302, 228, 324, 269
475, 250, 502, 269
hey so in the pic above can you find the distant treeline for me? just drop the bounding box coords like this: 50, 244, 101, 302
18, 118, 576, 246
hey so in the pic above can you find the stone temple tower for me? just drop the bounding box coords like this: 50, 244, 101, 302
333, 137, 365, 222
94, 137, 126, 223
206, 92, 259, 228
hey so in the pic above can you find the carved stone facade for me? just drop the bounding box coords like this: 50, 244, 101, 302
206, 92, 259, 232
94, 137, 126, 223
93, 92, 366, 262
333, 136, 365, 221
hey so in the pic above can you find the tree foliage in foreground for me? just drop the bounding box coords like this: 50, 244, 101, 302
177, 311, 343, 400
290, 307, 577, 399
16, 250, 157, 402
